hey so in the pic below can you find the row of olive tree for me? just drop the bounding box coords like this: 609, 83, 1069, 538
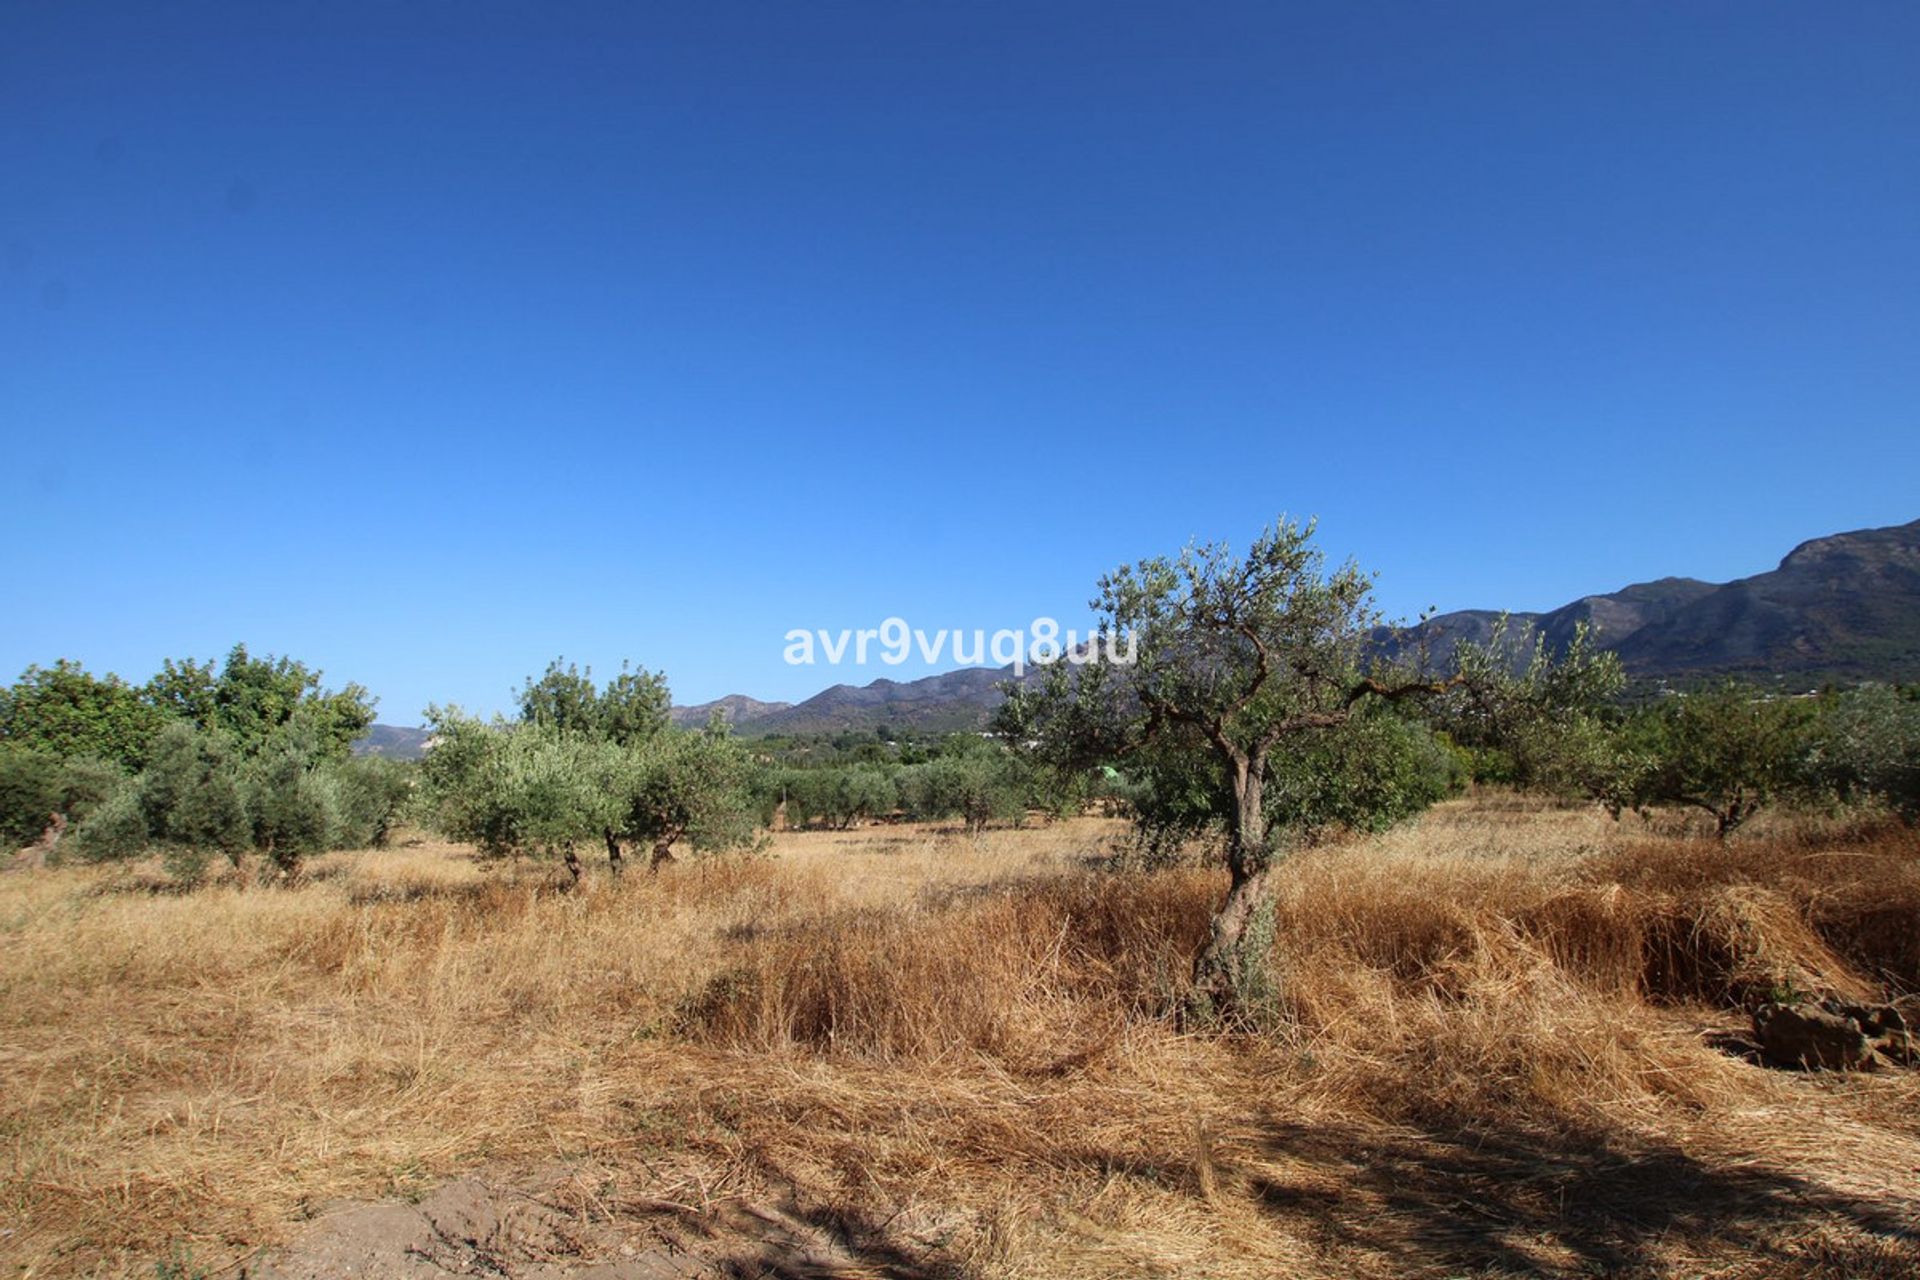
756, 735, 1055, 833
72, 718, 411, 881
0, 645, 396, 878
1605, 681, 1913, 834
414, 660, 759, 881
1429, 618, 1919, 835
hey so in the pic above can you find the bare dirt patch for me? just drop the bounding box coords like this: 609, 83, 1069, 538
248, 1168, 947, 1280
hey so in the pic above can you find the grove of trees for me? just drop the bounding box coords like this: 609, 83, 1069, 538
0, 645, 402, 880
416, 660, 760, 881
759, 735, 1043, 834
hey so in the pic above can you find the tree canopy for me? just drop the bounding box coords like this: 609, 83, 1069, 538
0, 660, 165, 769
419, 659, 755, 882
148, 645, 376, 759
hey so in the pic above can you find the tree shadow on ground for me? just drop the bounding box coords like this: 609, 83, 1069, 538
678, 1111, 1916, 1279
699, 1196, 970, 1280
1242, 1119, 1919, 1278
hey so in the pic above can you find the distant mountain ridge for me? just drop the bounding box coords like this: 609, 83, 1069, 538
1392, 517, 1920, 683
677, 668, 1009, 738
668, 694, 794, 729
669, 516, 1920, 736
1378, 575, 1723, 672
1611, 520, 1920, 678
355, 517, 1919, 750
351, 723, 433, 760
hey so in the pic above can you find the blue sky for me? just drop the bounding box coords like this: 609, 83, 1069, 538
4, 2, 1917, 721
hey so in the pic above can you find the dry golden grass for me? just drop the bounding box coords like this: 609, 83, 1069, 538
3, 800, 1918, 1277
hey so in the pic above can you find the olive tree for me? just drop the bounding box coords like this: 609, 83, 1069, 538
1811, 684, 1920, 823
416, 708, 523, 855
1, 745, 124, 850
515, 658, 673, 868
416, 711, 622, 881
1427, 616, 1633, 802
74, 721, 253, 881
420, 704, 756, 880
776, 764, 899, 830
326, 756, 415, 848
613, 724, 759, 870
997, 518, 1458, 1021
239, 709, 414, 872
504, 731, 627, 881
829, 763, 900, 828
1629, 683, 1817, 837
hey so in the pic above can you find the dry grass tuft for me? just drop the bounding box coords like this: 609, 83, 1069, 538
683, 871, 1211, 1063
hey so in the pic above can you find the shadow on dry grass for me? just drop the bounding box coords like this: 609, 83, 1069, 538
1237, 1120, 1919, 1279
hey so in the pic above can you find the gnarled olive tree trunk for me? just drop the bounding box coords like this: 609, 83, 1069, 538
1191, 752, 1281, 1022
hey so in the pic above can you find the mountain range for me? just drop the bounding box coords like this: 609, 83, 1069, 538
356, 517, 1920, 755
669, 667, 1010, 738
1384, 517, 1920, 682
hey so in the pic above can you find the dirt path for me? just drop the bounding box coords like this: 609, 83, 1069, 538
245, 1170, 943, 1280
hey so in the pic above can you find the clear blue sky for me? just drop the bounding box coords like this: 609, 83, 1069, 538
4, 2, 1916, 722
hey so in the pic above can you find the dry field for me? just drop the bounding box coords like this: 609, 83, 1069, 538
3, 798, 1919, 1278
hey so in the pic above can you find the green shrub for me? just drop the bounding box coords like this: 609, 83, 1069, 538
141, 723, 250, 863
1811, 684, 1920, 823
325, 756, 413, 847
72, 784, 149, 863
0, 744, 60, 847
1, 747, 131, 853
53, 756, 127, 826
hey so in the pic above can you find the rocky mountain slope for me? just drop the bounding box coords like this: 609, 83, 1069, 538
703, 667, 1010, 738
351, 723, 434, 759
1391, 518, 1920, 682
669, 693, 795, 729
1611, 519, 1920, 680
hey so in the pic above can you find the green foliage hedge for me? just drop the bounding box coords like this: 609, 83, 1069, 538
2, 646, 399, 879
